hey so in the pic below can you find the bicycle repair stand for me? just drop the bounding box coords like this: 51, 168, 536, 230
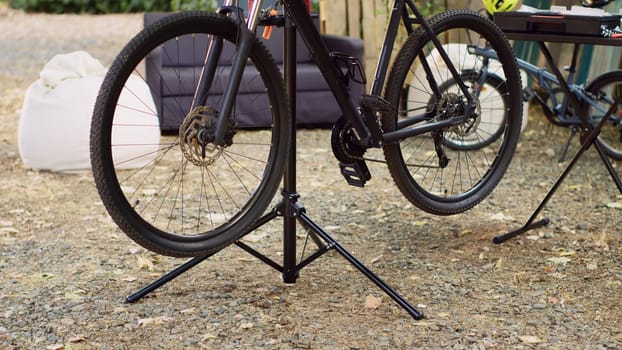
125, 13, 423, 320
493, 93, 622, 244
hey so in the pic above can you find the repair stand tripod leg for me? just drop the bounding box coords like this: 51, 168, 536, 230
125, 209, 281, 303
494, 95, 622, 244
126, 11, 423, 320
296, 212, 423, 319
558, 127, 578, 163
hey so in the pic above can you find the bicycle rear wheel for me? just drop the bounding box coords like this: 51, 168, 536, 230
584, 70, 622, 160
383, 10, 522, 215
90, 11, 290, 257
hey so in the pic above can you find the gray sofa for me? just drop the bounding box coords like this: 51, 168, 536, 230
144, 12, 365, 131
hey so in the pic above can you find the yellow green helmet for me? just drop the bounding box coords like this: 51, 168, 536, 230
483, 0, 519, 14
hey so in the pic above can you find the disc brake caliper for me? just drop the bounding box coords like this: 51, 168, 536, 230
179, 106, 236, 166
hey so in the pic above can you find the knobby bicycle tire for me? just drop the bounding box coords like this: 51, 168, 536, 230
382, 9, 522, 215
90, 11, 291, 257
584, 70, 622, 160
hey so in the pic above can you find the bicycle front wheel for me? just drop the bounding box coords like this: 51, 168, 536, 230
90, 11, 291, 257
584, 70, 622, 160
383, 10, 522, 215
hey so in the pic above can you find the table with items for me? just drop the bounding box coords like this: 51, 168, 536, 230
491, 6, 622, 242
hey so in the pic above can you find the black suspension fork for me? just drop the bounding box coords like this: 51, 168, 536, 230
191, 1, 263, 146
192, 29, 224, 110
192, 3, 247, 112
212, 25, 254, 145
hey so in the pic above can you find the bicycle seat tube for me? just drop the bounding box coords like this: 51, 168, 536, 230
282, 0, 373, 147
369, 0, 408, 97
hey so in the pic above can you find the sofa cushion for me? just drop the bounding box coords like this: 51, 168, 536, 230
144, 12, 365, 130
158, 62, 334, 98
160, 89, 346, 129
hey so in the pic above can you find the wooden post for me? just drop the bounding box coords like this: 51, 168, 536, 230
319, 0, 347, 35
346, 0, 361, 38
361, 1, 389, 85
319, 0, 363, 37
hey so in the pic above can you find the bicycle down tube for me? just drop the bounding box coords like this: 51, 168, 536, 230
280, 0, 478, 146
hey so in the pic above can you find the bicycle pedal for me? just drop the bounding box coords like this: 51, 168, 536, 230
339, 161, 371, 187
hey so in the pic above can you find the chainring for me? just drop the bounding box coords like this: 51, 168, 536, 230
330, 115, 365, 163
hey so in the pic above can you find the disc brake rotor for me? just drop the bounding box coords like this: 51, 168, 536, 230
436, 92, 481, 137
179, 106, 222, 167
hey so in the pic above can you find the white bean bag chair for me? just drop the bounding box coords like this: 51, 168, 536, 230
18, 51, 159, 172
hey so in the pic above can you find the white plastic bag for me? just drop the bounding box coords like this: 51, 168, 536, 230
18, 51, 159, 172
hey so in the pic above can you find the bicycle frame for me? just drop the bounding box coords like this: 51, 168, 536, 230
470, 44, 612, 127
202, 0, 476, 148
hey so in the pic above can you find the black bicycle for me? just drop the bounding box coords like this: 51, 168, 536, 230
90, 0, 523, 257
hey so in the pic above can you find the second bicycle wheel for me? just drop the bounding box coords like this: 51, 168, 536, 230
383, 9, 522, 215
584, 70, 622, 160
90, 11, 291, 257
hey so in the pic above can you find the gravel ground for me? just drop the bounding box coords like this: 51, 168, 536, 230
1, 7, 621, 350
